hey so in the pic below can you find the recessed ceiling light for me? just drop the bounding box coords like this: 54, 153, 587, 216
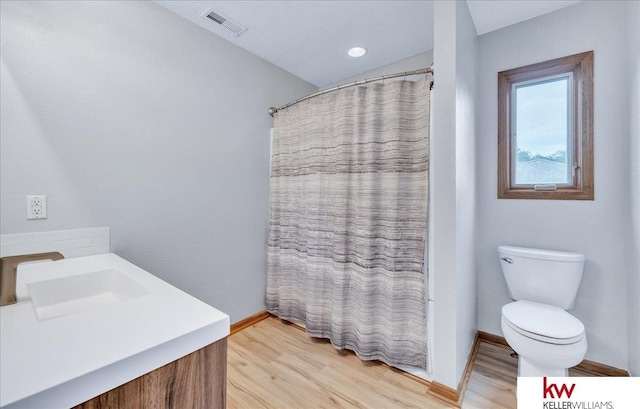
348, 47, 367, 57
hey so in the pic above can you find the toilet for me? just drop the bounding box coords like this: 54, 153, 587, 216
499, 245, 588, 377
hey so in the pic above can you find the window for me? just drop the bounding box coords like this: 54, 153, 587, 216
498, 51, 594, 200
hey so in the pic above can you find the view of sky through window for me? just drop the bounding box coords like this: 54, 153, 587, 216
514, 76, 570, 185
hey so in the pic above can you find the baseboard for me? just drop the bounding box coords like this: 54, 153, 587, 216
477, 330, 510, 348
427, 382, 460, 407
573, 359, 631, 377
457, 332, 481, 398
426, 332, 480, 407
477, 331, 630, 377
389, 367, 433, 387
230, 310, 270, 335
278, 317, 307, 332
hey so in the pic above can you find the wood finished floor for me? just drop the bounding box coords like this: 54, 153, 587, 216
227, 317, 591, 409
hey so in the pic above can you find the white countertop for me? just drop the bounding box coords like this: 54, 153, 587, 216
0, 253, 230, 409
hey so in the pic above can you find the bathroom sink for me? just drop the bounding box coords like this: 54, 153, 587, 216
2, 253, 229, 409
28, 268, 151, 321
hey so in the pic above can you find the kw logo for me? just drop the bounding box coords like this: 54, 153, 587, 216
543, 377, 576, 399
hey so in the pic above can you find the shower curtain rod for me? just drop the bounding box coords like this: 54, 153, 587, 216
268, 65, 434, 117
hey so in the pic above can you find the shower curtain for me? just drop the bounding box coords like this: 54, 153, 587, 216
267, 77, 430, 368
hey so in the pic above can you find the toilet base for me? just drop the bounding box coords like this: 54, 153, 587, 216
519, 356, 568, 377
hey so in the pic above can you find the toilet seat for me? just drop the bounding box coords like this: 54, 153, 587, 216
502, 300, 585, 345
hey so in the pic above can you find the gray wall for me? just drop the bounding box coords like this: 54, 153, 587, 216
477, 1, 630, 369
0, 1, 316, 323
626, 0, 640, 377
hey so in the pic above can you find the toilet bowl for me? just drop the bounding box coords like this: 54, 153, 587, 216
498, 245, 588, 377
501, 300, 587, 377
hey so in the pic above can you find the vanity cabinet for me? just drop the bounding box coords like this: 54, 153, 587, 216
74, 338, 227, 409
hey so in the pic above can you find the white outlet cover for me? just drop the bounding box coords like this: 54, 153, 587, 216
27, 195, 47, 220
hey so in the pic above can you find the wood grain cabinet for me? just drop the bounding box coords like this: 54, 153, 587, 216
74, 338, 227, 409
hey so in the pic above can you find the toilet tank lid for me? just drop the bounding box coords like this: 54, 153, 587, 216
499, 246, 585, 262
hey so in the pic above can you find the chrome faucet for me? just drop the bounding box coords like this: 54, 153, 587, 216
0, 252, 64, 306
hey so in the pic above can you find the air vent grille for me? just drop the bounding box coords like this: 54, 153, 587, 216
202, 9, 248, 37
205, 11, 226, 25
221, 20, 247, 36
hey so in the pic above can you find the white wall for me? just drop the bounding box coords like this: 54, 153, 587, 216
431, 0, 478, 389
432, 0, 458, 389
477, 1, 630, 369
325, 51, 433, 88
0, 1, 316, 323
626, 0, 640, 377
454, 0, 478, 383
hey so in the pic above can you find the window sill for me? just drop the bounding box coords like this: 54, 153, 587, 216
498, 187, 594, 200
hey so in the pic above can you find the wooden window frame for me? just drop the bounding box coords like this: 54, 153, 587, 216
497, 51, 594, 200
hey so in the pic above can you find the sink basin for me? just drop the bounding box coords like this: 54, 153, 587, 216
28, 269, 151, 321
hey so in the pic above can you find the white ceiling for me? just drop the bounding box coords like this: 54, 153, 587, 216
466, 0, 582, 35
155, 1, 433, 87
155, 1, 582, 88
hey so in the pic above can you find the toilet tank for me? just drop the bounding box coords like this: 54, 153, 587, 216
498, 245, 585, 310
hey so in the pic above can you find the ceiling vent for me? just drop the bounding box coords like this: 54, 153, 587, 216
202, 9, 248, 37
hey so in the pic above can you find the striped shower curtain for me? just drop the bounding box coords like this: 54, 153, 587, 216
267, 77, 430, 368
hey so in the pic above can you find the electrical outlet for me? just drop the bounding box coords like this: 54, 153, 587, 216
27, 195, 47, 220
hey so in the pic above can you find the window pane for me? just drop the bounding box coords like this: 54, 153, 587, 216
514, 77, 570, 185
